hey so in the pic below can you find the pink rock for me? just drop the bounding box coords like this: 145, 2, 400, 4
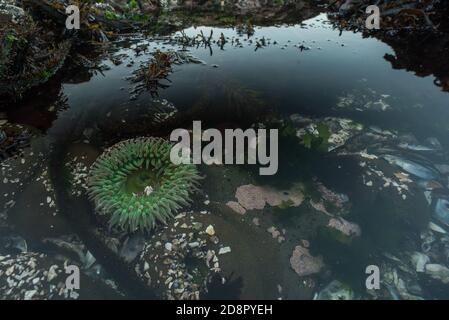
235, 184, 304, 211
310, 200, 331, 216
267, 226, 281, 239
226, 201, 246, 214
317, 183, 346, 209
290, 245, 323, 277
301, 239, 310, 248
235, 184, 266, 210
264, 187, 304, 207
327, 218, 361, 237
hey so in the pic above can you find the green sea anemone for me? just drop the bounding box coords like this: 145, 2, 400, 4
87, 137, 201, 232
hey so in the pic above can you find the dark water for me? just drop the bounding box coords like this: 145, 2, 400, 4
2, 13, 449, 300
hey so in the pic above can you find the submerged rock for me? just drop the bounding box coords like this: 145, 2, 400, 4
314, 280, 354, 300
289, 245, 323, 277
410, 252, 429, 273
383, 155, 440, 181
0, 234, 27, 254
327, 217, 361, 238
226, 201, 246, 214
0, 1, 26, 24
425, 264, 449, 284
0, 5, 71, 100
234, 184, 304, 211
292, 115, 363, 152
434, 198, 449, 228
119, 234, 145, 263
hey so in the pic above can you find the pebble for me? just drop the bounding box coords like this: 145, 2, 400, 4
24, 290, 37, 300
188, 242, 200, 248
218, 247, 231, 255
205, 225, 215, 236
252, 217, 260, 226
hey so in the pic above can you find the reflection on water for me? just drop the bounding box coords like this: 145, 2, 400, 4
2, 12, 449, 300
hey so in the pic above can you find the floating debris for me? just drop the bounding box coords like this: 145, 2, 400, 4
291, 115, 363, 152
336, 88, 392, 112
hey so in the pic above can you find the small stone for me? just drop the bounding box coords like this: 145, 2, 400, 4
188, 242, 200, 248
301, 239, 310, 248
210, 236, 219, 244
267, 226, 281, 239
205, 225, 215, 236
144, 186, 154, 196
5, 266, 14, 276
218, 247, 231, 255
192, 222, 203, 230
24, 290, 37, 300
47, 265, 58, 282
252, 217, 260, 226
429, 222, 447, 234
226, 201, 246, 214
165, 243, 173, 251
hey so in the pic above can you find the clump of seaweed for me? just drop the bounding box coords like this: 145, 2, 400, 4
87, 137, 202, 233
131, 49, 203, 97
131, 50, 173, 97
0, 123, 33, 160
0, 5, 71, 100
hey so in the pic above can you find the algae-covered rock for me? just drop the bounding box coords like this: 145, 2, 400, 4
0, 2, 71, 101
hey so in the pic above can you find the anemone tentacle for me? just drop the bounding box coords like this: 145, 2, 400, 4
87, 137, 201, 232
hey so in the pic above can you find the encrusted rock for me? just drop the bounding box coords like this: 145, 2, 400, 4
289, 245, 323, 277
